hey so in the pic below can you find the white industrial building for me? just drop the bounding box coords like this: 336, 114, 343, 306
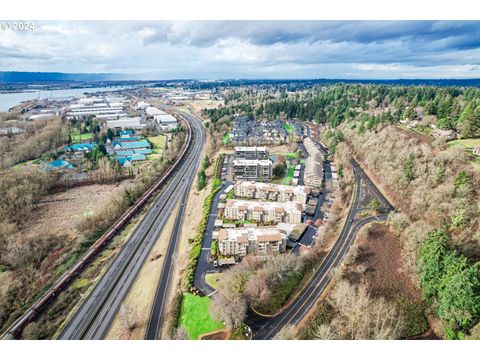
66, 96, 127, 120
107, 117, 145, 129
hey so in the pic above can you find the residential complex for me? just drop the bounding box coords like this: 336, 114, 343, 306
232, 159, 273, 180
234, 146, 269, 160
230, 116, 288, 145
223, 199, 303, 224
217, 227, 287, 257
303, 137, 324, 188
234, 180, 311, 206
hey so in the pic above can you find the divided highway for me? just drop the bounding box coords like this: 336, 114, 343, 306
245, 159, 394, 339
144, 108, 206, 340
58, 108, 205, 340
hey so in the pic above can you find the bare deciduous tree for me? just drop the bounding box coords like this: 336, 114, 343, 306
119, 303, 141, 332
273, 325, 297, 340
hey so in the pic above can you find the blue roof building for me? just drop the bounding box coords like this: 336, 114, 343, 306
113, 139, 150, 150
46, 159, 75, 171
116, 154, 147, 166
65, 143, 96, 152
115, 150, 135, 156
133, 148, 152, 155
120, 130, 134, 136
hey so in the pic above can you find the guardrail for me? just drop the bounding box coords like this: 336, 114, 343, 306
2, 114, 193, 340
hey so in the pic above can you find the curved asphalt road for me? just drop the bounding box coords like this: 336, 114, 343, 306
244, 159, 394, 339
58, 108, 205, 340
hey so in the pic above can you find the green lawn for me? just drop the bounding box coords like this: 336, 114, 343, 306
71, 130, 93, 143
255, 271, 303, 314
283, 123, 294, 133
178, 293, 224, 339
205, 273, 222, 290
283, 164, 295, 185
222, 132, 230, 145
447, 138, 480, 149
148, 135, 166, 149
286, 152, 299, 160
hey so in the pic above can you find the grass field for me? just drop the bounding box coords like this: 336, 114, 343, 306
222, 133, 230, 145
283, 164, 295, 185
255, 272, 303, 314
447, 138, 480, 149
283, 123, 294, 133
148, 135, 166, 149
286, 152, 299, 160
205, 273, 222, 290
178, 293, 224, 339
146, 135, 166, 160
71, 131, 93, 143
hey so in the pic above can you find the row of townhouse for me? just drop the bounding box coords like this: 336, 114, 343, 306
218, 227, 287, 257
223, 199, 303, 224
230, 116, 288, 145
234, 146, 269, 160
303, 137, 324, 188
234, 180, 311, 206
232, 159, 273, 180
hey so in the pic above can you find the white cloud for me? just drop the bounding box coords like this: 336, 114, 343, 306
1, 20, 480, 79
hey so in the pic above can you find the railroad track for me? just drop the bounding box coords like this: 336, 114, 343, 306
57, 109, 205, 339
1, 109, 196, 340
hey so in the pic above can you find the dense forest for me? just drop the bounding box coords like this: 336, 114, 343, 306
204, 83, 480, 339
204, 84, 480, 138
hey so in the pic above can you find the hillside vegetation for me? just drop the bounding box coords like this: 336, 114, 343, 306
205, 83, 480, 338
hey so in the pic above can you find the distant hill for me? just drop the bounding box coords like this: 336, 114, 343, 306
0, 71, 126, 83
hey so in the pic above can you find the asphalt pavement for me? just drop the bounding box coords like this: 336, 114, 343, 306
193, 181, 232, 295
58, 108, 205, 340
245, 159, 394, 339
144, 108, 206, 340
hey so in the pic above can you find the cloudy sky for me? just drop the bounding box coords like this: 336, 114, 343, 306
1, 20, 480, 79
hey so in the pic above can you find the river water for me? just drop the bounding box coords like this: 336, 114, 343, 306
0, 85, 135, 112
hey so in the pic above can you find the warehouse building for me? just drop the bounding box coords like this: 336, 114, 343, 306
106, 117, 146, 130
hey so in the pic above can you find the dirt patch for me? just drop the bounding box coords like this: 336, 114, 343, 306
199, 329, 230, 340
19, 182, 128, 243
344, 223, 434, 338
346, 223, 421, 303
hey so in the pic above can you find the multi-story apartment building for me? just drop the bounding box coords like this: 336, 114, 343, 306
234, 146, 269, 160
217, 227, 287, 257
223, 199, 303, 224
303, 137, 324, 188
234, 180, 311, 206
232, 159, 273, 180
